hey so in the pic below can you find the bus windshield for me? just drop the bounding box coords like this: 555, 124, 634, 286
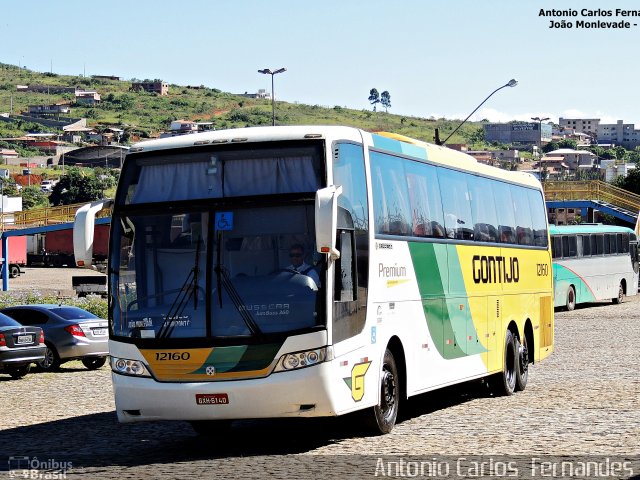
111, 204, 324, 339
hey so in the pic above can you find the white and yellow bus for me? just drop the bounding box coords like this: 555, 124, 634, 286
75, 126, 554, 434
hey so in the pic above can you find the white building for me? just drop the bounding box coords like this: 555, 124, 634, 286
597, 120, 640, 149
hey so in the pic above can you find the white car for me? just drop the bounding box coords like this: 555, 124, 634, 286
40, 180, 56, 192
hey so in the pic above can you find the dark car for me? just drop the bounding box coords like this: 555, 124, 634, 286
0, 305, 108, 371
0, 312, 46, 379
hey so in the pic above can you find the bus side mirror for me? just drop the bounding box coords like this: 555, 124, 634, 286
315, 185, 342, 261
74, 199, 113, 269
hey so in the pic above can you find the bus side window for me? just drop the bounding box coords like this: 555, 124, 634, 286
334, 230, 356, 302
582, 235, 591, 256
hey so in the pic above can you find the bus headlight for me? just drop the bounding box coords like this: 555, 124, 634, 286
275, 348, 327, 372
111, 357, 151, 377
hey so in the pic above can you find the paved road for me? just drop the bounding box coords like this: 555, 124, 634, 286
1, 297, 639, 479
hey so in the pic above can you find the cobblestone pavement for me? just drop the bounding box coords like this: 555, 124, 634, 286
0, 289, 639, 479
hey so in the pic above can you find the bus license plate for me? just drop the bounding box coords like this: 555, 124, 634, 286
17, 335, 33, 344
195, 393, 229, 405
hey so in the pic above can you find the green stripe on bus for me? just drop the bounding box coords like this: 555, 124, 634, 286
409, 242, 485, 359
190, 343, 282, 374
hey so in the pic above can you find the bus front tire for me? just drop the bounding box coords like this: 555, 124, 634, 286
566, 286, 576, 311
515, 335, 529, 392
612, 283, 624, 304
364, 348, 400, 434
490, 330, 517, 396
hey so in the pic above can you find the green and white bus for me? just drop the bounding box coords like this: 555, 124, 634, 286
550, 224, 639, 310
75, 126, 554, 434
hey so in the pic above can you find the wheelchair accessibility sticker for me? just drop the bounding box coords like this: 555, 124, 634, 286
215, 212, 234, 231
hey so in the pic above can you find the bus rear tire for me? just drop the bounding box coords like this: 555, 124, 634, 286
189, 420, 233, 436
612, 283, 624, 304
364, 348, 400, 434
490, 330, 517, 396
515, 335, 529, 392
566, 286, 576, 311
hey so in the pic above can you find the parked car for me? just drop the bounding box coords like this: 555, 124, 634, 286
0, 305, 108, 371
40, 180, 56, 192
0, 312, 45, 379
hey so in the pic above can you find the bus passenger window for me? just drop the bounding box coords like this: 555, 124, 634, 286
581, 235, 591, 256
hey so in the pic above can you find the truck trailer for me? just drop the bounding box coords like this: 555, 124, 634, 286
0, 236, 27, 278
27, 225, 109, 267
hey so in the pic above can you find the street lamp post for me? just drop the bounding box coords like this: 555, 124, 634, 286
531, 116, 550, 180
258, 67, 286, 126
437, 79, 518, 146
531, 116, 550, 148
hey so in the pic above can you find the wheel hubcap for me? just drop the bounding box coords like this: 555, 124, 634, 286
519, 342, 528, 374
42, 349, 53, 368
380, 368, 397, 419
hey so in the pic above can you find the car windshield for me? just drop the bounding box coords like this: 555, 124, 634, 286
0, 313, 21, 327
111, 204, 324, 340
50, 307, 99, 320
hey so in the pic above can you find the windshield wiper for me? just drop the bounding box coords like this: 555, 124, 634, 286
158, 238, 202, 339
213, 231, 263, 337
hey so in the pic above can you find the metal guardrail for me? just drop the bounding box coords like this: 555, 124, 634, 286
543, 180, 640, 215
1, 201, 112, 229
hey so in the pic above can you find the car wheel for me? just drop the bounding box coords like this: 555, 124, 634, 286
8, 365, 30, 379
38, 344, 61, 371
9, 266, 20, 278
189, 420, 233, 436
364, 348, 400, 434
490, 329, 517, 396
566, 286, 576, 311
515, 334, 529, 392
82, 357, 107, 370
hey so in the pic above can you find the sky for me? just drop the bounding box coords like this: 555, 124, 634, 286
2, 0, 640, 125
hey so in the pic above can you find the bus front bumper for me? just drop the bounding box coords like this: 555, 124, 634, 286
112, 362, 337, 423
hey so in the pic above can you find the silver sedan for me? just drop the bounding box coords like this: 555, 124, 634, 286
0, 305, 108, 371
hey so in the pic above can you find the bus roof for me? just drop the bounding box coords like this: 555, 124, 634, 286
129, 125, 542, 190
549, 224, 635, 235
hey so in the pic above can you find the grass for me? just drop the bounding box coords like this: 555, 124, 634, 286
0, 62, 489, 147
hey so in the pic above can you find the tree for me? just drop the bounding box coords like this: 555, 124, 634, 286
542, 141, 559, 154
0, 178, 19, 197
614, 146, 628, 161
557, 139, 578, 150
368, 88, 380, 112
380, 91, 391, 113
613, 167, 640, 195
20, 186, 48, 210
48, 168, 105, 206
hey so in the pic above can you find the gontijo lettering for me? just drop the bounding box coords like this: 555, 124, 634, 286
472, 255, 520, 284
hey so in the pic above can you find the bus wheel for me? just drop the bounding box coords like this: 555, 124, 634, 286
612, 283, 624, 304
515, 335, 528, 392
365, 349, 400, 434
189, 420, 233, 436
566, 286, 576, 311
490, 330, 517, 396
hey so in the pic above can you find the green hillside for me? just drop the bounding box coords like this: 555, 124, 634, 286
0, 63, 486, 146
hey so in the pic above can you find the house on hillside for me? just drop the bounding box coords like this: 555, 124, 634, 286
544, 148, 597, 170
0, 149, 19, 162
26, 104, 71, 116
131, 81, 169, 95
75, 91, 101, 105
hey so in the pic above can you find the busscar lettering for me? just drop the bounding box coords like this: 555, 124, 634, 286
472, 255, 520, 284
